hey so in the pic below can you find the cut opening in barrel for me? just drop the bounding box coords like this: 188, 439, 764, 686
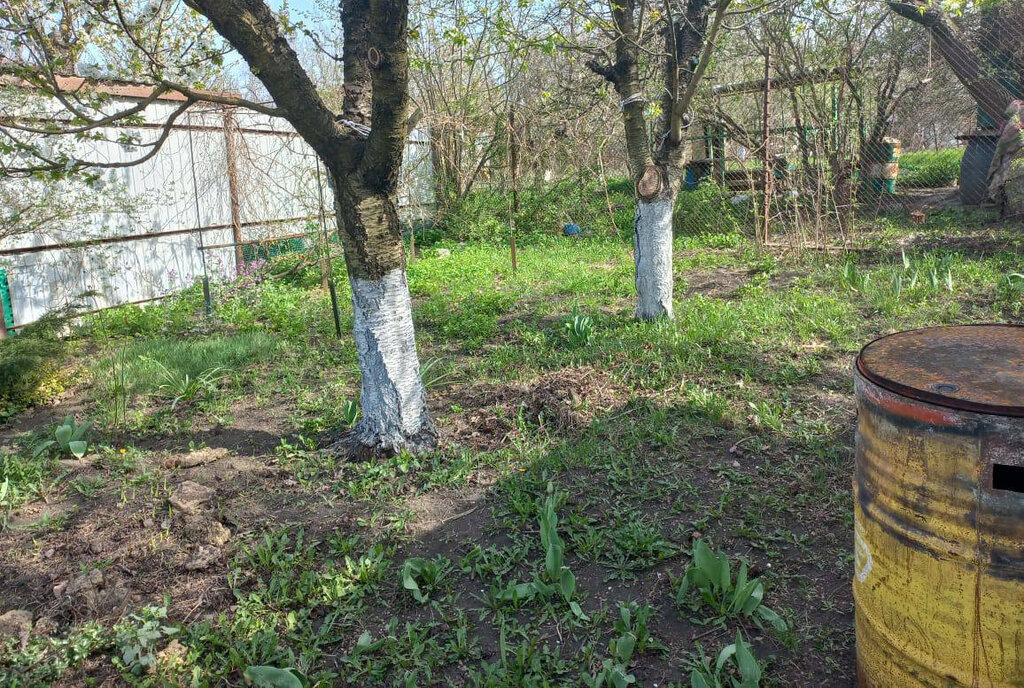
993, 463, 1024, 494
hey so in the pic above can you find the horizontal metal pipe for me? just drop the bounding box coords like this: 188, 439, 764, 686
0, 215, 323, 258
198, 230, 315, 251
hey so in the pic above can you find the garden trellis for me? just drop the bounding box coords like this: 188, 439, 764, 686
0, 79, 433, 331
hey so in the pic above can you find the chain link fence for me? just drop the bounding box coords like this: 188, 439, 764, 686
680, 1, 1024, 247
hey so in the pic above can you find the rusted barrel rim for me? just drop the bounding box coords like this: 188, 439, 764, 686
856, 323, 1024, 418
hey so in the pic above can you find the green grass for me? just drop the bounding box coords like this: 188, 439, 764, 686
89, 331, 284, 431
898, 148, 963, 189
94, 333, 281, 399
2, 186, 1024, 687
0, 450, 60, 528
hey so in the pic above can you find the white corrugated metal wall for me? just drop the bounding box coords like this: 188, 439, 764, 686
0, 95, 434, 328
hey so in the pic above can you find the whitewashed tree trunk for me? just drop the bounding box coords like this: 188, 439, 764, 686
634, 197, 675, 320
349, 267, 435, 453
329, 175, 437, 456
170, 0, 430, 455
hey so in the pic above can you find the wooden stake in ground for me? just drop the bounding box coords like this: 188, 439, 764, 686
508, 103, 520, 274
223, 108, 245, 271
760, 46, 773, 245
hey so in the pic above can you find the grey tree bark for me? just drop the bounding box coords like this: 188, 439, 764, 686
586, 0, 726, 320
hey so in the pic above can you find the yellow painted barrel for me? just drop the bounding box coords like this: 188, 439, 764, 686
854, 325, 1024, 687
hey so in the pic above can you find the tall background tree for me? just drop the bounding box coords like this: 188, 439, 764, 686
888, 0, 1022, 209
577, 0, 731, 319
888, 0, 1017, 127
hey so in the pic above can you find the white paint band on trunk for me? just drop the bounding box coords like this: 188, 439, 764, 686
350, 267, 433, 450
634, 198, 675, 320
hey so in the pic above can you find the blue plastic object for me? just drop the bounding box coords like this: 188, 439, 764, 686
563, 223, 582, 237
685, 167, 697, 190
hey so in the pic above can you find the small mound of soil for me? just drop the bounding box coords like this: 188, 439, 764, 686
439, 367, 626, 450
684, 268, 752, 298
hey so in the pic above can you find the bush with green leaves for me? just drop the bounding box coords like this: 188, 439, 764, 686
676, 540, 786, 631
564, 305, 595, 348
0, 310, 72, 420
400, 555, 451, 604
32, 415, 91, 460
112, 603, 178, 676
91, 303, 167, 338
688, 631, 762, 688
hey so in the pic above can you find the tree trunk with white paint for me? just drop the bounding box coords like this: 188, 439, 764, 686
585, 0, 720, 322
333, 180, 437, 455
155, 0, 433, 455
634, 196, 676, 320
349, 267, 434, 453
332, 0, 435, 456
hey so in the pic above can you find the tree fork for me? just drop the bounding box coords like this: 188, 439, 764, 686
188, 0, 435, 455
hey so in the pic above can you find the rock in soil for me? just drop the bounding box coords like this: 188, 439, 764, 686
168, 481, 216, 514
53, 569, 129, 616
0, 609, 32, 648
207, 521, 231, 546
184, 545, 222, 571
182, 517, 231, 546
54, 568, 102, 599
156, 638, 187, 671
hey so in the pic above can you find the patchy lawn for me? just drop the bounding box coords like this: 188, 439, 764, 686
2, 208, 1023, 687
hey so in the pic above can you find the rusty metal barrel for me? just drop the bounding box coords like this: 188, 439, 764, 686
854, 325, 1024, 687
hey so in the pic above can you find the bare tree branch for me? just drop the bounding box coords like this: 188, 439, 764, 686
888, 0, 1013, 125
184, 0, 346, 158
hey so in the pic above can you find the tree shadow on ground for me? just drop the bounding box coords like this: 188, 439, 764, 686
0, 353, 857, 687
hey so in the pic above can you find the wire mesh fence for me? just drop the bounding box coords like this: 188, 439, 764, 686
680, 0, 1024, 248
412, 1, 1024, 255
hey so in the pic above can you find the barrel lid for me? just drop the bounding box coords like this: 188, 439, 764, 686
856, 324, 1024, 417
